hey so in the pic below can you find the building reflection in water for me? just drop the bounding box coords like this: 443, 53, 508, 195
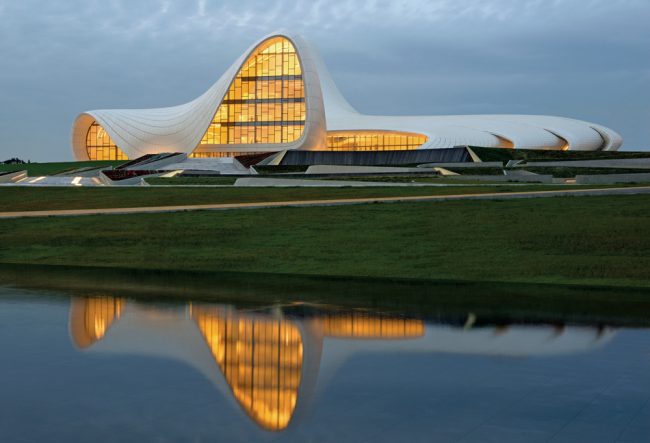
69, 297, 124, 348
193, 307, 304, 431
68, 297, 614, 432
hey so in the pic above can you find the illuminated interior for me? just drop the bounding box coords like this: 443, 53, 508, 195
326, 131, 428, 151
69, 297, 124, 348
193, 307, 303, 431
85, 121, 128, 161
494, 135, 515, 149
555, 134, 570, 151
189, 151, 267, 158
319, 312, 424, 339
192, 36, 305, 158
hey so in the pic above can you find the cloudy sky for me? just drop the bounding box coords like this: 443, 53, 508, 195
0, 0, 648, 161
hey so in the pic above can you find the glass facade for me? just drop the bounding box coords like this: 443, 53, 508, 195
326, 131, 428, 151
190, 150, 267, 158
193, 36, 305, 157
85, 122, 128, 161
84, 41, 430, 160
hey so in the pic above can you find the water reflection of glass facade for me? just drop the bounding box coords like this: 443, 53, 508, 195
67, 297, 432, 431
326, 131, 428, 151
320, 313, 424, 339
85, 122, 128, 161
70, 297, 124, 348
193, 37, 305, 158
193, 308, 303, 431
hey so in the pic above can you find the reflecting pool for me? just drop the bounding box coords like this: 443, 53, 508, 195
1, 280, 649, 442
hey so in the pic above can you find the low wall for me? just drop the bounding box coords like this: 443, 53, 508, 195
445, 174, 554, 183
305, 165, 432, 174
417, 162, 503, 168
575, 173, 650, 185
522, 159, 650, 169
234, 177, 434, 187
279, 148, 471, 166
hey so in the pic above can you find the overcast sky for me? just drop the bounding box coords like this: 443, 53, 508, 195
0, 0, 648, 161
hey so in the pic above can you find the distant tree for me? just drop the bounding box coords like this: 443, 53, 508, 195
2, 157, 27, 164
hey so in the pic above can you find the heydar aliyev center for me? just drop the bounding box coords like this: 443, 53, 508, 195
71, 32, 623, 161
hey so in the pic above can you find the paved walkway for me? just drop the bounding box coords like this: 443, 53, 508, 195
1, 186, 649, 219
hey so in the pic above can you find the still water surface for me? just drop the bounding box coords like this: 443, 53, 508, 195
1, 286, 649, 442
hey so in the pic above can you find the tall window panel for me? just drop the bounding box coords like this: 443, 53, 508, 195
193, 37, 306, 158
326, 131, 428, 151
85, 122, 128, 160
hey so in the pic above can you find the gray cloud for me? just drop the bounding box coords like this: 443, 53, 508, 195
0, 0, 648, 161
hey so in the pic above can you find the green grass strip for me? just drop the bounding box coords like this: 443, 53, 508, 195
1, 195, 649, 288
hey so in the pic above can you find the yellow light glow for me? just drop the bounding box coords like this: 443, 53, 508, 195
85, 121, 128, 161
320, 313, 425, 339
325, 130, 428, 151
192, 307, 303, 431
193, 36, 305, 156
494, 135, 515, 149
69, 297, 124, 348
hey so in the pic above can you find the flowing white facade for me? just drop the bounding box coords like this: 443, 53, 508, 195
71, 32, 622, 161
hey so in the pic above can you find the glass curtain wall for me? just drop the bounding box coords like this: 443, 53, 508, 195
85, 122, 128, 161
190, 151, 267, 158
326, 131, 428, 151
192, 37, 305, 158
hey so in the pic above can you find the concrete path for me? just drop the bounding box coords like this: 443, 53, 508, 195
1, 186, 649, 219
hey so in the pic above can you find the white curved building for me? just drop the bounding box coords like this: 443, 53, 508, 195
71, 32, 622, 161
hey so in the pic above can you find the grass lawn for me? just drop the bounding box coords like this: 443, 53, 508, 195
0, 184, 610, 212
0, 160, 122, 176
0, 195, 649, 287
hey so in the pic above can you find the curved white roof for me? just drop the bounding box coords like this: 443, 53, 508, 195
71, 32, 622, 160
